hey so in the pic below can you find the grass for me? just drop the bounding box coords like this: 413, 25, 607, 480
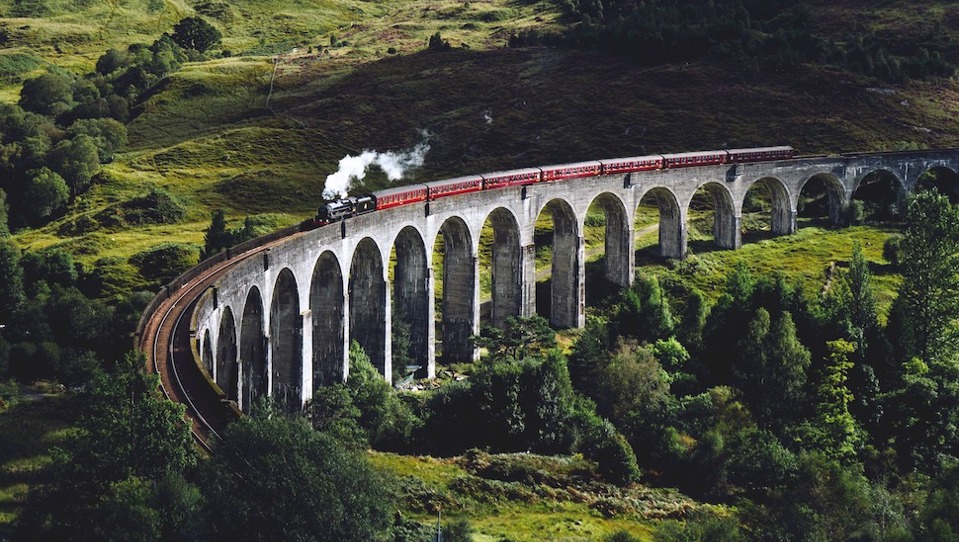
370, 450, 696, 542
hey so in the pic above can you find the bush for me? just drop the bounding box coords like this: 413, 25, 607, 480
171, 16, 222, 53
129, 243, 200, 283
428, 32, 452, 51
883, 235, 902, 266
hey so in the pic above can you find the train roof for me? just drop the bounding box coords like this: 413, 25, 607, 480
725, 145, 794, 154
372, 183, 429, 198
481, 167, 543, 178
660, 150, 728, 160
539, 160, 603, 171
599, 155, 663, 163
426, 174, 484, 187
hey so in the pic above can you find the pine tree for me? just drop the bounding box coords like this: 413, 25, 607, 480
898, 190, 959, 364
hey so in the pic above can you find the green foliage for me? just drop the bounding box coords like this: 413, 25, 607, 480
49, 134, 100, 196
655, 510, 745, 542
897, 190, 959, 364
0, 188, 7, 237
129, 242, 200, 284
97, 188, 187, 229
18, 71, 75, 117
472, 315, 556, 363
442, 517, 474, 542
0, 53, 42, 82
200, 404, 391, 541
807, 339, 861, 461
171, 16, 223, 53
610, 274, 674, 344
0, 240, 24, 323
23, 167, 69, 225
884, 234, 903, 266
345, 341, 418, 449
15, 352, 197, 540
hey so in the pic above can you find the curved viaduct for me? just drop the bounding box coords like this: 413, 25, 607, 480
143, 149, 959, 415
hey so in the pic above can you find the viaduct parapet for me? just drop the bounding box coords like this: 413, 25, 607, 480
178, 149, 959, 412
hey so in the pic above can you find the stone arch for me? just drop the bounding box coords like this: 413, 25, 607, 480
688, 181, 738, 250
310, 251, 345, 390
482, 207, 523, 329
587, 192, 631, 290
743, 176, 794, 238
201, 330, 213, 375
852, 168, 905, 221
391, 226, 430, 378
638, 187, 685, 259
270, 268, 302, 411
350, 237, 387, 378
239, 286, 266, 413
216, 307, 238, 402
799, 173, 846, 225
534, 198, 582, 329
916, 165, 959, 203
435, 216, 476, 363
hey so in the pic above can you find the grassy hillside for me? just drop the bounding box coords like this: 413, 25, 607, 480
5, 0, 959, 270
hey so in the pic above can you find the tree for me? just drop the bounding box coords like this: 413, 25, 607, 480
202, 209, 231, 258
810, 339, 861, 461
171, 16, 222, 53
18, 71, 76, 116
897, 190, 959, 364
0, 240, 24, 323
49, 134, 101, 196
0, 188, 8, 236
15, 352, 198, 540
200, 404, 391, 541
22, 167, 69, 224
472, 315, 556, 362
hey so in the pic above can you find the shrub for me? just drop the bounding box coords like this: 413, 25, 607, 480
428, 32, 452, 51
883, 235, 902, 266
129, 243, 200, 283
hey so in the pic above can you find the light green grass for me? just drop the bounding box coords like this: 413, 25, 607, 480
370, 451, 664, 542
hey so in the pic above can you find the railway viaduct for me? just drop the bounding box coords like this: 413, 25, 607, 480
161, 149, 959, 413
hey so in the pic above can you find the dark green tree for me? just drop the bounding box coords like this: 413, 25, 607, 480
0, 240, 24, 323
18, 71, 76, 116
22, 167, 69, 224
200, 403, 391, 541
0, 188, 8, 236
897, 189, 959, 364
171, 16, 222, 53
49, 134, 101, 195
202, 209, 230, 258
472, 315, 556, 362
15, 352, 198, 540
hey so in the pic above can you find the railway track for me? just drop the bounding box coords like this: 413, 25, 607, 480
138, 226, 307, 451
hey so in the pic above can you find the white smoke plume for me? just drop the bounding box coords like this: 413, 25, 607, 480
322, 133, 432, 200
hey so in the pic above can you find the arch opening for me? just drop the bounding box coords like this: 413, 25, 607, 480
310, 251, 345, 391
349, 238, 387, 378
636, 188, 684, 261
390, 226, 430, 381
216, 308, 238, 403
270, 268, 302, 412
239, 287, 266, 413
687, 182, 738, 251
433, 217, 476, 364
742, 177, 792, 243
917, 166, 959, 204
533, 199, 581, 329
201, 330, 213, 375
479, 208, 523, 331
852, 170, 904, 223
798, 173, 845, 226
584, 193, 631, 305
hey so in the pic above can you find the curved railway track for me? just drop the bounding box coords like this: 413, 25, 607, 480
138, 228, 307, 450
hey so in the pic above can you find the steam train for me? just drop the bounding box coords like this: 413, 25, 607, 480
315, 146, 795, 225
